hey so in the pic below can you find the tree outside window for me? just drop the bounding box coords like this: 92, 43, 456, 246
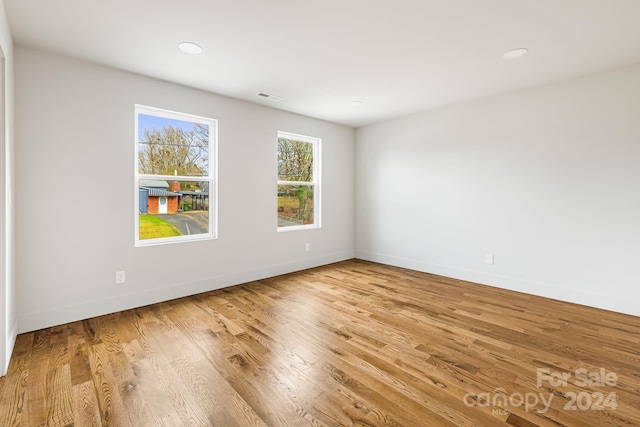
277, 131, 320, 230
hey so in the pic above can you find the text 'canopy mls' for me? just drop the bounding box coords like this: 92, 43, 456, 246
278, 138, 313, 182
138, 114, 209, 176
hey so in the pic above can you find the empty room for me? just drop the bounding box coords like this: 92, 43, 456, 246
0, 1, 639, 426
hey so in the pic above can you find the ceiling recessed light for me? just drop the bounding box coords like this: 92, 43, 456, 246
350, 101, 363, 106
503, 48, 528, 59
178, 42, 202, 55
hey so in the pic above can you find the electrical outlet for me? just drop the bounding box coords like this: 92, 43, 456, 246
115, 270, 126, 284
305, 243, 310, 252
485, 254, 494, 265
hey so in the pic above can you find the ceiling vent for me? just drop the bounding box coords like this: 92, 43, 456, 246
257, 92, 283, 101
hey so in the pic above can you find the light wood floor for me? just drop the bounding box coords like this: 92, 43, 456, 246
1, 259, 639, 426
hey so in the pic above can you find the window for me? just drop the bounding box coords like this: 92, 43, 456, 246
135, 105, 217, 245
277, 131, 321, 230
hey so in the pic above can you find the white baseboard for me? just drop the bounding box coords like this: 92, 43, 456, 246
18, 252, 354, 333
356, 251, 639, 317
19, 250, 635, 334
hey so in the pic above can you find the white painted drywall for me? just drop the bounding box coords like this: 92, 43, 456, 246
356, 64, 640, 316
14, 46, 355, 333
0, 0, 16, 376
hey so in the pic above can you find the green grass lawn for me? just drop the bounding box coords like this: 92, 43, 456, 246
139, 215, 183, 239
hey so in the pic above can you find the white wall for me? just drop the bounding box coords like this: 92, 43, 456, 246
0, 0, 16, 376
15, 46, 355, 333
12, 43, 639, 339
356, 64, 640, 316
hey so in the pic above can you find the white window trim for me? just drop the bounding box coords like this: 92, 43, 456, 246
134, 104, 217, 246
277, 131, 321, 232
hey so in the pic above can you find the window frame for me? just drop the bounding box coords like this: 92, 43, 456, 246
277, 131, 321, 232
134, 104, 217, 246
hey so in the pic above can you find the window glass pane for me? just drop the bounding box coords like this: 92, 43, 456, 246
277, 138, 313, 182
139, 179, 209, 240
138, 114, 209, 176
277, 185, 314, 227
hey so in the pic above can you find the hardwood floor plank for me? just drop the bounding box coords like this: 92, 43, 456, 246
71, 380, 102, 427
45, 364, 73, 426
87, 343, 133, 427
131, 321, 213, 426
22, 330, 52, 427
156, 305, 264, 426
68, 333, 92, 386
0, 369, 28, 427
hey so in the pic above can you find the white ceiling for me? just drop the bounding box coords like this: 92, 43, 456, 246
5, 0, 640, 127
